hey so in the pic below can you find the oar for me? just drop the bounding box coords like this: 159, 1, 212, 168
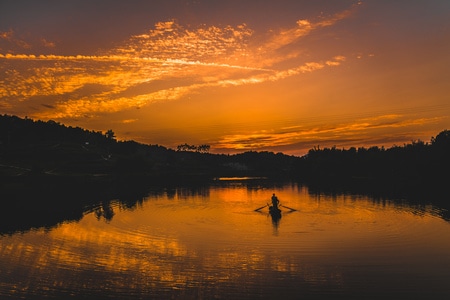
254, 204, 268, 211
280, 204, 297, 211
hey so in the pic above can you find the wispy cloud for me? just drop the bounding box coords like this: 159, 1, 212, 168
214, 113, 445, 154
0, 29, 31, 50
0, 5, 358, 120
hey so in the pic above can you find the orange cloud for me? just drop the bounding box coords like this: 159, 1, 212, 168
214, 113, 445, 154
1, 5, 357, 122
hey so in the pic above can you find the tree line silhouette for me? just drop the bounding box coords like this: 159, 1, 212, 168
295, 131, 449, 181
292, 130, 450, 201
176, 143, 211, 153
1, 114, 449, 193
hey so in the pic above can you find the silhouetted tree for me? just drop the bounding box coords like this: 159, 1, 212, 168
196, 144, 210, 153
431, 130, 450, 150
105, 129, 116, 140
176, 143, 210, 153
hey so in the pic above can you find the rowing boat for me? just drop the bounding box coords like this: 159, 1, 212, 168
269, 205, 281, 218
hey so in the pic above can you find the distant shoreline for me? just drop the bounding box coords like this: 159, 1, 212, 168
1, 114, 449, 202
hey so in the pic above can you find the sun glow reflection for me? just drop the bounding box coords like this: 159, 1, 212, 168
1, 183, 449, 298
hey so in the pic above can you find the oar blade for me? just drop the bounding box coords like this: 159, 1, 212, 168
254, 204, 267, 211
281, 204, 297, 211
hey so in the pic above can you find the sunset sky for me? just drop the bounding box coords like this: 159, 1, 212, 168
1, 0, 449, 155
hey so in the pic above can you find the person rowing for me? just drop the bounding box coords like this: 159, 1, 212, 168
271, 193, 280, 209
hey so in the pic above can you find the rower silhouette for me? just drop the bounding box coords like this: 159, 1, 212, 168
271, 193, 279, 209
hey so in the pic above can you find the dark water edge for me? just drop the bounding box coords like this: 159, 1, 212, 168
0, 174, 149, 235
303, 174, 450, 223
1, 172, 449, 235
304, 175, 449, 206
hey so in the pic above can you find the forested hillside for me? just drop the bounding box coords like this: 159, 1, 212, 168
1, 114, 449, 196
0, 114, 299, 180
293, 130, 450, 198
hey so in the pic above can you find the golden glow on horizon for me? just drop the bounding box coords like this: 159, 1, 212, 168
1, 1, 449, 155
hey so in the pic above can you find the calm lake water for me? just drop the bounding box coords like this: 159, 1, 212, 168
1, 179, 450, 299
